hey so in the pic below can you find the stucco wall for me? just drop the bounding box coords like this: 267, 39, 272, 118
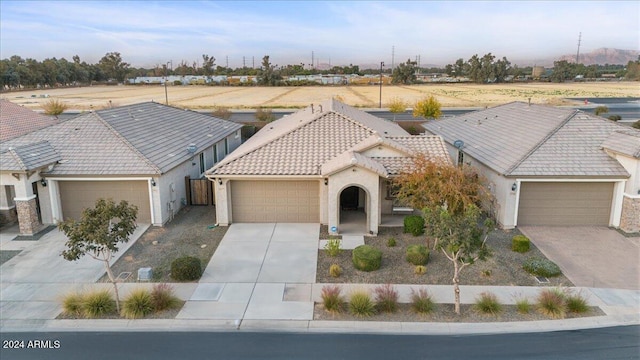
328, 166, 381, 235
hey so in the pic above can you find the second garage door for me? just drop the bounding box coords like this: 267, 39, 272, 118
231, 180, 319, 222
58, 180, 151, 223
518, 182, 613, 226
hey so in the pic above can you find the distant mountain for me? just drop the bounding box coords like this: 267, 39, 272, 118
558, 48, 639, 65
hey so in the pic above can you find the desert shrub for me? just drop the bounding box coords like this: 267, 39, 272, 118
516, 298, 531, 314
633, 120, 640, 129
481, 269, 492, 277
352, 245, 382, 272
511, 235, 530, 253
537, 288, 566, 319
608, 114, 621, 121
255, 107, 275, 122
42, 98, 68, 115
83, 289, 116, 318
61, 291, 85, 317
594, 105, 609, 116
523, 257, 562, 277
414, 265, 427, 275
320, 285, 343, 312
121, 288, 154, 319
170, 256, 202, 281
474, 292, 502, 315
565, 292, 590, 314
151, 283, 180, 311
329, 264, 342, 278
388, 97, 407, 114
349, 290, 376, 317
374, 284, 399, 313
410, 288, 435, 314
212, 107, 232, 120
406, 244, 429, 265
324, 237, 342, 257
386, 237, 397, 247
173, 80, 182, 86
403, 215, 425, 236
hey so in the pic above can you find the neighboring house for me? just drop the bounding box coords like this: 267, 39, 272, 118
0, 102, 242, 235
206, 99, 449, 235
423, 101, 640, 233
0, 99, 59, 141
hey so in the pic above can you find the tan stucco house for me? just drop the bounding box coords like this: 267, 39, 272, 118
423, 102, 640, 233
1, 102, 242, 235
206, 99, 450, 235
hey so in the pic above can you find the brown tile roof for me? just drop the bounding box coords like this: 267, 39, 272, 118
424, 102, 630, 178
210, 100, 450, 177
0, 100, 58, 141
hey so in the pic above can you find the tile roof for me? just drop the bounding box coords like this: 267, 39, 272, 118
210, 100, 449, 177
601, 131, 640, 159
0, 141, 61, 171
1, 102, 241, 175
0, 100, 58, 141
423, 102, 630, 178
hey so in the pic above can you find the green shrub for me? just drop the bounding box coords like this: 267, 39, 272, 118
633, 120, 640, 129
608, 114, 621, 121
352, 245, 382, 271
173, 80, 182, 86
121, 288, 154, 319
151, 283, 180, 312
515, 298, 531, 314
349, 290, 376, 317
386, 237, 397, 247
170, 256, 202, 281
321, 285, 344, 313
403, 215, 425, 236
406, 244, 429, 265
374, 284, 398, 313
523, 257, 562, 277
537, 288, 566, 319
329, 264, 342, 278
511, 235, 530, 253
594, 105, 609, 116
474, 292, 502, 315
565, 292, 590, 314
82, 289, 116, 318
410, 288, 435, 314
61, 291, 85, 317
414, 265, 427, 275
324, 237, 342, 257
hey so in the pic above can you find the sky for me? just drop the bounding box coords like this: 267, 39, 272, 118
1, 1, 638, 68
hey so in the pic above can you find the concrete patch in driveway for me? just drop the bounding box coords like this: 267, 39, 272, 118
519, 226, 640, 290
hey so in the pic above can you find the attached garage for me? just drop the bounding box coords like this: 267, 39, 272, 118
231, 180, 319, 222
518, 182, 614, 226
58, 180, 151, 223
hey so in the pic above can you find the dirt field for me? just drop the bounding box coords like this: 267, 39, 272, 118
2, 82, 637, 111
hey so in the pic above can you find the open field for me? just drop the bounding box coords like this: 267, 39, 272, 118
1, 82, 638, 111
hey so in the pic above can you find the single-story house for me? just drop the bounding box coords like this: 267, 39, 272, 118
0, 99, 59, 142
206, 99, 450, 235
423, 101, 640, 233
0, 102, 242, 235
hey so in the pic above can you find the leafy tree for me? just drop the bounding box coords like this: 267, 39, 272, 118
466, 54, 482, 83
493, 57, 511, 82
550, 60, 573, 83
388, 97, 407, 120
392, 59, 417, 84
258, 55, 280, 86
454, 58, 465, 77
412, 95, 442, 119
202, 54, 215, 76
98, 52, 130, 82
594, 106, 609, 116
59, 198, 138, 312
480, 53, 496, 82
624, 57, 640, 81
423, 204, 494, 314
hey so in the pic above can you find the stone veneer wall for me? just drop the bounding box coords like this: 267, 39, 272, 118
15, 198, 43, 235
620, 196, 640, 233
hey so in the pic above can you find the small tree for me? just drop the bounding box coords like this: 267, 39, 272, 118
413, 96, 442, 119
388, 97, 406, 120
59, 198, 138, 312
423, 205, 494, 315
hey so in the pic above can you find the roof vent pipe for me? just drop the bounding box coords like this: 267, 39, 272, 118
319, 105, 323, 112
528, 97, 531, 106
311, 104, 314, 113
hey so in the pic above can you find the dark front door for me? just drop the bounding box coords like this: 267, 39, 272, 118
340, 186, 359, 210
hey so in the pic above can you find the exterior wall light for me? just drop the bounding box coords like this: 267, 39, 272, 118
150, 179, 156, 186
324, 178, 328, 185
511, 183, 517, 191
218, 178, 223, 185
40, 179, 47, 187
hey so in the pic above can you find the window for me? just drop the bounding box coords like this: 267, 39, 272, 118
199, 152, 205, 174
457, 150, 464, 167
235, 130, 240, 139
224, 138, 229, 155
213, 145, 218, 163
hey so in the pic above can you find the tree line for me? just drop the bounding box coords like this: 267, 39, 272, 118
2, 51, 637, 90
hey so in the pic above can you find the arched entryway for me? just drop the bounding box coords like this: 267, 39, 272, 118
338, 185, 368, 234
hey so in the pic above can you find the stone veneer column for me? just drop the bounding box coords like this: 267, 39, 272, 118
620, 196, 640, 233
15, 197, 43, 235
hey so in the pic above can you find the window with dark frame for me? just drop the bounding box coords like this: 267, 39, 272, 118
199, 152, 205, 174
457, 150, 464, 167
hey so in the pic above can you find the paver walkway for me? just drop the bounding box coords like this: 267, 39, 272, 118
176, 223, 320, 322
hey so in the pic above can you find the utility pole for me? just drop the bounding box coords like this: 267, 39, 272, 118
391, 45, 395, 71
242, 56, 246, 68
311, 51, 315, 70
252, 56, 255, 69
576, 32, 582, 64
164, 61, 169, 105
225, 56, 229, 68
379, 61, 384, 108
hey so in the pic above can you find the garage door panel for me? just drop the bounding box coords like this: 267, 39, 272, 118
518, 182, 613, 226
59, 181, 151, 223
231, 180, 319, 223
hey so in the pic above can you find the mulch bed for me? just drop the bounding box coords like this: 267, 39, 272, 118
317, 226, 574, 287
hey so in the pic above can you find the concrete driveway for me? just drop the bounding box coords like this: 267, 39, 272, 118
519, 226, 640, 290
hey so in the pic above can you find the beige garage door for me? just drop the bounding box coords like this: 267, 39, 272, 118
59, 181, 151, 223
518, 182, 613, 226
231, 180, 319, 222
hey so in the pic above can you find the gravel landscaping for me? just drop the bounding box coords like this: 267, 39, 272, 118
317, 226, 574, 287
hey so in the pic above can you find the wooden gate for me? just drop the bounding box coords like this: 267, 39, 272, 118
186, 178, 213, 205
